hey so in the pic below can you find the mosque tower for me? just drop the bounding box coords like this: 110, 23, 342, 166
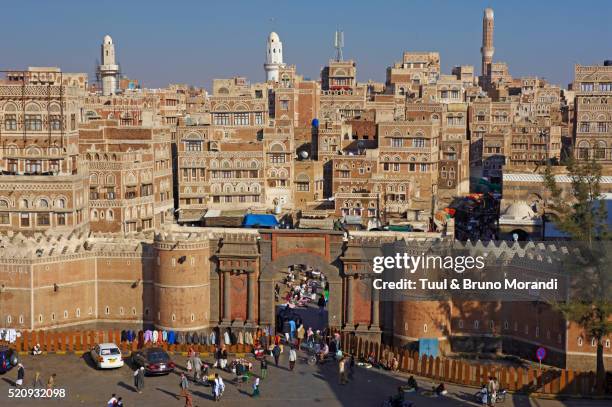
264, 32, 284, 82
99, 35, 119, 95
481, 8, 495, 78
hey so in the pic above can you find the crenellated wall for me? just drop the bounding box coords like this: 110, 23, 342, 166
1, 228, 610, 370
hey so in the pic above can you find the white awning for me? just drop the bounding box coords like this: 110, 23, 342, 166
203, 209, 222, 218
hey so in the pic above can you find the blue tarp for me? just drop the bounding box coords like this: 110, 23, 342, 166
242, 214, 278, 228
418, 338, 439, 358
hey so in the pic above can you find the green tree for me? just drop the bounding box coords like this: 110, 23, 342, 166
544, 158, 611, 393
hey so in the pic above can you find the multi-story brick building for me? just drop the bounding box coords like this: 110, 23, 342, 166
386, 51, 441, 96
0, 68, 88, 235
572, 63, 612, 162
79, 120, 174, 233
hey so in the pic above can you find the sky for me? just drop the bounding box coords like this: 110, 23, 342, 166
1, 0, 610, 90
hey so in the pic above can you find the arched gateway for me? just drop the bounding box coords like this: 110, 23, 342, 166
257, 230, 344, 330
211, 229, 382, 341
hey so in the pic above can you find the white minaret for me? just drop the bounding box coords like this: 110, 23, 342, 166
99, 35, 119, 95
264, 32, 284, 82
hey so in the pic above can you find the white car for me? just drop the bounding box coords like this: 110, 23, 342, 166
90, 343, 124, 369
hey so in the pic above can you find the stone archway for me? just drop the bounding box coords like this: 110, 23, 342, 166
259, 252, 343, 330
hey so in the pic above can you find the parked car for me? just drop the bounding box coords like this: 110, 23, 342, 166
131, 347, 175, 375
90, 343, 124, 370
0, 346, 18, 373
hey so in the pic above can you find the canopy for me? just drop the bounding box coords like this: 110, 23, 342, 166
242, 214, 279, 228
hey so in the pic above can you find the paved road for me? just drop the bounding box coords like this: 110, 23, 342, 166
0, 351, 607, 406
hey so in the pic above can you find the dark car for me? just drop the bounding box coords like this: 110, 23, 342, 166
131, 347, 175, 375
0, 346, 18, 374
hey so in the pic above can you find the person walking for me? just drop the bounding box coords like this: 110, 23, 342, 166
183, 391, 193, 407
288, 346, 297, 371
218, 375, 225, 398
252, 377, 260, 398
193, 354, 203, 383
15, 363, 24, 386
134, 366, 144, 394
348, 354, 355, 380
486, 377, 496, 406
338, 357, 346, 385
260, 357, 268, 380
32, 371, 44, 388
306, 327, 314, 345
179, 372, 189, 399
296, 324, 305, 348
212, 374, 221, 401
116, 397, 124, 407
220, 346, 228, 370
317, 294, 326, 314
47, 373, 56, 389
272, 344, 281, 367
288, 319, 296, 342
107, 394, 117, 407
214, 346, 222, 369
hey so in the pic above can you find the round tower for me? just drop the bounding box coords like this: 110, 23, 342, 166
99, 35, 119, 96
153, 231, 211, 331
264, 32, 284, 82
393, 300, 451, 353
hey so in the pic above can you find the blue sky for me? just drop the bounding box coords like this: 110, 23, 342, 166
1, 0, 610, 89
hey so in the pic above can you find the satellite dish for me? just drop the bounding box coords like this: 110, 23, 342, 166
299, 151, 309, 159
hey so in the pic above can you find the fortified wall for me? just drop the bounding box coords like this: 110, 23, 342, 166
0, 226, 609, 370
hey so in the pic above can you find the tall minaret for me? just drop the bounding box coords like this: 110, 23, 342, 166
481, 8, 495, 78
264, 32, 284, 82
99, 35, 119, 95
